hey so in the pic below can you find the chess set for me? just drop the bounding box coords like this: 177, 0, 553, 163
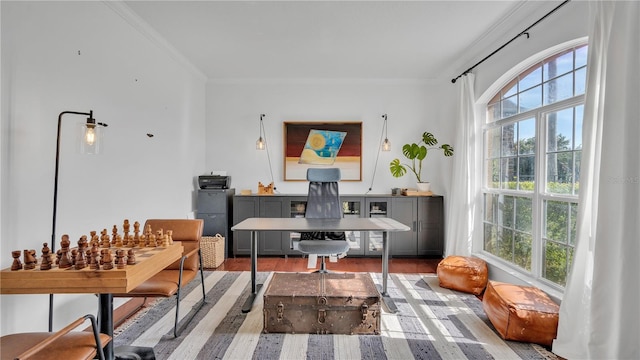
9, 219, 175, 272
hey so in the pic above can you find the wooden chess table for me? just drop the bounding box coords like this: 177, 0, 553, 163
0, 243, 183, 360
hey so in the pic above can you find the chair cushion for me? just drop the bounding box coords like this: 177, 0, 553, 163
436, 255, 488, 295
0, 332, 111, 360
298, 240, 350, 255
120, 269, 198, 297
307, 168, 341, 182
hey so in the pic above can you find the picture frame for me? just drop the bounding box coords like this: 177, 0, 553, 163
284, 121, 362, 181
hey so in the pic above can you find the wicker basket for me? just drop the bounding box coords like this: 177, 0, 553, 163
201, 234, 225, 269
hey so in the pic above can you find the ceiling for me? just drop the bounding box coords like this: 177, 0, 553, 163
123, 1, 549, 81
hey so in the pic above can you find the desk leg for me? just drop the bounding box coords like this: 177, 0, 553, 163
241, 230, 262, 313
379, 231, 398, 313
98, 294, 114, 360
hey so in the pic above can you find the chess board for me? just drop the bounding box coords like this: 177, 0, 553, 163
0, 243, 183, 295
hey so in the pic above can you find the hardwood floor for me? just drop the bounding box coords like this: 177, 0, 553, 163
216, 256, 442, 274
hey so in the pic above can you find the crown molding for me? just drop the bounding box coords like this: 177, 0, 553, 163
103, 1, 208, 82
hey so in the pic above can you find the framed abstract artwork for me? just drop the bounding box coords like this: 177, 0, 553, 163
283, 121, 362, 181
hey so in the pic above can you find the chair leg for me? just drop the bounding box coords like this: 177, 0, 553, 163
317, 256, 329, 273
173, 250, 207, 338
199, 249, 206, 300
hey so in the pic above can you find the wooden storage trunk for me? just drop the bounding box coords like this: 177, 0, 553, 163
263, 272, 381, 335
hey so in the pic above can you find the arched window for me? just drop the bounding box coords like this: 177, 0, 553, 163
482, 43, 587, 288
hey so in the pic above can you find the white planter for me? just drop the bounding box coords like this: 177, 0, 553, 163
416, 182, 431, 192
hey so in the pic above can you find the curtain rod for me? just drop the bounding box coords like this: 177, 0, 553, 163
451, 0, 571, 84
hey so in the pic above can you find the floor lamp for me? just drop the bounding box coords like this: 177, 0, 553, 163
49, 110, 107, 331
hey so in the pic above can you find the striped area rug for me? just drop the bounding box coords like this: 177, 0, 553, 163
114, 271, 557, 360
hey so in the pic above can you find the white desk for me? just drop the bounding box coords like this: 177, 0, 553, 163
231, 217, 410, 313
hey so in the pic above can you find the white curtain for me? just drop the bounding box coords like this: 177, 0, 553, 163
553, 1, 640, 359
445, 74, 478, 256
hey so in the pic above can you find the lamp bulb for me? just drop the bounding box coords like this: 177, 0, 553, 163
382, 138, 391, 151
256, 137, 265, 150
85, 127, 96, 146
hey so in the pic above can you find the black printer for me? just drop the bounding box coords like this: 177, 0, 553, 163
198, 175, 231, 189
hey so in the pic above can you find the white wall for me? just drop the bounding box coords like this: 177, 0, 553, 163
0, 1, 206, 334
206, 79, 457, 196
474, 0, 589, 101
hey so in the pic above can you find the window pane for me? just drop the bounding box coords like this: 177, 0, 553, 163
545, 200, 569, 242
501, 158, 517, 189
501, 195, 514, 229
543, 72, 574, 105
519, 85, 542, 113
487, 159, 500, 188
575, 45, 588, 68
486, 127, 501, 158
502, 96, 518, 118
547, 152, 574, 194
502, 124, 517, 156
484, 223, 498, 255
487, 102, 501, 122
499, 228, 514, 262
518, 118, 536, 155
484, 194, 498, 222
569, 202, 578, 246
543, 240, 568, 286
515, 197, 532, 232
518, 155, 535, 188
575, 105, 583, 150
519, 66, 542, 91
503, 78, 518, 98
547, 108, 574, 152
544, 50, 574, 81
575, 67, 586, 95
514, 232, 532, 271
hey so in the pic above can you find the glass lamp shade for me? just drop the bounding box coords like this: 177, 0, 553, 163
256, 137, 265, 150
382, 138, 391, 151
78, 121, 103, 155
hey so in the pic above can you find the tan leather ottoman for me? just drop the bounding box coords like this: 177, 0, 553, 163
436, 255, 488, 295
482, 281, 559, 346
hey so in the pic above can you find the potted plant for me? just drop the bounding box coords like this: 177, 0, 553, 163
389, 131, 454, 192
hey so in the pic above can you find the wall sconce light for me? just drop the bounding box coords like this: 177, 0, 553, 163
256, 114, 266, 150
254, 113, 276, 191
381, 114, 391, 151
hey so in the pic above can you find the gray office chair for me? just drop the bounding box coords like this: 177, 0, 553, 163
298, 168, 350, 272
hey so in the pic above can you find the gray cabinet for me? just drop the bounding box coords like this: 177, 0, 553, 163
389, 196, 444, 256
196, 189, 234, 258
232, 194, 444, 257
390, 197, 418, 256
233, 196, 260, 255
258, 197, 289, 255
417, 196, 444, 256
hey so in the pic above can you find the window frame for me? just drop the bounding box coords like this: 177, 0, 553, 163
480, 43, 586, 292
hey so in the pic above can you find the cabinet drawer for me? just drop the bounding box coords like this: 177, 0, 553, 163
197, 213, 227, 236
198, 190, 227, 213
